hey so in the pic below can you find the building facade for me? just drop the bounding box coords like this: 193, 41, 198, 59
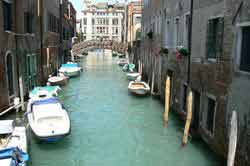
0, 0, 76, 113
79, 2, 125, 42
136, 0, 250, 165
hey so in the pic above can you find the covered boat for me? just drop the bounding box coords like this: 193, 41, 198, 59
126, 73, 141, 81
128, 81, 150, 96
0, 120, 28, 166
59, 63, 81, 77
117, 58, 129, 66
122, 64, 135, 72
48, 73, 69, 86
26, 97, 71, 142
29, 86, 61, 99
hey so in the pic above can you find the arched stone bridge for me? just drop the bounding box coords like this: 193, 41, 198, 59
72, 40, 127, 56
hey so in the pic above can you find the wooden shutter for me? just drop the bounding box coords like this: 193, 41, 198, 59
216, 17, 224, 59
206, 20, 212, 59
240, 27, 250, 72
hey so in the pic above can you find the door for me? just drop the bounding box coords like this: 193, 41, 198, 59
6, 53, 16, 101
192, 91, 201, 131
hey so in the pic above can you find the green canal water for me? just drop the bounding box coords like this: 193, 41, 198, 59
27, 50, 221, 165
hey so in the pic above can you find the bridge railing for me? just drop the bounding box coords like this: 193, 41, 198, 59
72, 40, 127, 55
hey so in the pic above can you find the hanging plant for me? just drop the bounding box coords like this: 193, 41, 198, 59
159, 47, 169, 55
176, 46, 189, 60
147, 30, 153, 39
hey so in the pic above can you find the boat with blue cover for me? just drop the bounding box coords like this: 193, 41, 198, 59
26, 97, 71, 143
59, 62, 81, 77
0, 147, 29, 166
0, 120, 28, 166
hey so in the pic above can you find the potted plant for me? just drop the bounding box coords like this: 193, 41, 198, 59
176, 46, 189, 60
159, 47, 169, 55
147, 30, 153, 39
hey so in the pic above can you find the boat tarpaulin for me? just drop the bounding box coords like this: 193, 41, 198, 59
61, 63, 79, 68
0, 147, 29, 164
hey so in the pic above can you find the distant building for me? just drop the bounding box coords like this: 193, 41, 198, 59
79, 2, 125, 42
127, 0, 143, 45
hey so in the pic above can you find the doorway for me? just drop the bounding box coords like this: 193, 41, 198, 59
5, 52, 17, 102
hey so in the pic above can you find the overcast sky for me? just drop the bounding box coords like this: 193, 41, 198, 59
70, 0, 127, 18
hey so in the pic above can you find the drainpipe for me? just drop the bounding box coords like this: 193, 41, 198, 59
38, 0, 44, 81
187, 0, 193, 84
182, 0, 194, 146
59, 0, 63, 65
14, 0, 24, 111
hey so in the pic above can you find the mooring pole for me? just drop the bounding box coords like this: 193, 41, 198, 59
182, 0, 194, 146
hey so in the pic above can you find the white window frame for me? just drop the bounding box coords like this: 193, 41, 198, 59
174, 16, 180, 48
164, 19, 171, 48
202, 93, 217, 138
183, 12, 190, 48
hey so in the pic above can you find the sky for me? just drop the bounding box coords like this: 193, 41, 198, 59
70, 0, 127, 18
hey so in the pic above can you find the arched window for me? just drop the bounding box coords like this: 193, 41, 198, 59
6, 53, 15, 96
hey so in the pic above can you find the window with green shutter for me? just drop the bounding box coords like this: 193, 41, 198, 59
206, 17, 224, 60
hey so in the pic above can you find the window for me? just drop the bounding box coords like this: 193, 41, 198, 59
240, 26, 250, 72
205, 96, 216, 134
6, 53, 14, 96
83, 27, 87, 34
164, 20, 170, 48
174, 18, 180, 47
92, 18, 95, 25
112, 18, 118, 25
24, 12, 33, 33
83, 18, 87, 25
206, 17, 224, 60
48, 13, 58, 33
3, 1, 12, 31
184, 14, 190, 48
181, 84, 188, 112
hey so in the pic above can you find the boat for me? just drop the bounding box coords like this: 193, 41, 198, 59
128, 81, 150, 96
117, 58, 129, 66
0, 120, 28, 166
126, 73, 141, 81
118, 53, 126, 58
48, 73, 69, 86
122, 64, 135, 72
59, 63, 81, 77
112, 52, 118, 57
29, 86, 61, 99
27, 97, 71, 142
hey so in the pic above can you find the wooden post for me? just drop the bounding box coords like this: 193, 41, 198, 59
18, 76, 25, 111
227, 111, 237, 166
182, 89, 193, 146
151, 71, 155, 94
164, 76, 171, 127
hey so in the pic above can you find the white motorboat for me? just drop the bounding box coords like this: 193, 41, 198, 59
117, 59, 129, 66
27, 97, 71, 142
59, 63, 81, 78
0, 120, 28, 166
128, 81, 150, 96
126, 73, 141, 81
48, 73, 69, 86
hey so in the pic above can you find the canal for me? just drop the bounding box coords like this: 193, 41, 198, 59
27, 50, 221, 165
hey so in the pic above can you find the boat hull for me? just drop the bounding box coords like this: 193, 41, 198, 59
48, 77, 69, 86
64, 70, 80, 78
128, 81, 150, 96
127, 73, 140, 81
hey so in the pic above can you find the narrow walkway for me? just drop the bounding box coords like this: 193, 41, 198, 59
29, 50, 220, 166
